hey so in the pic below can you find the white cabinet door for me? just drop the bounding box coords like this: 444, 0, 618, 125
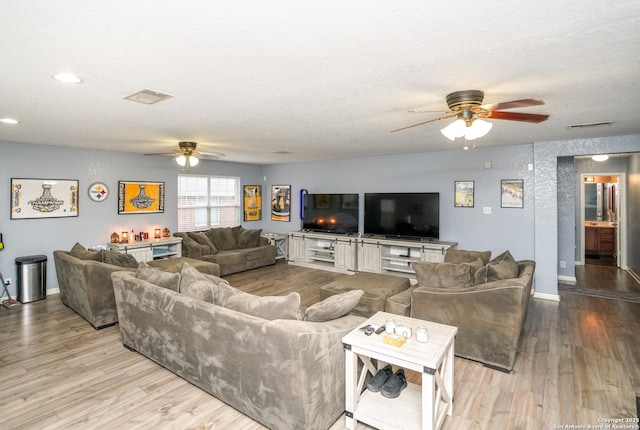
127, 246, 152, 262
288, 234, 306, 262
334, 239, 357, 271
421, 246, 446, 263
358, 241, 382, 273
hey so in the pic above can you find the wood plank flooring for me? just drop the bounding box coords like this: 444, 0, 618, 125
1, 261, 639, 429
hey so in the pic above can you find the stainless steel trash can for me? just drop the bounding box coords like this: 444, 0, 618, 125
16, 255, 47, 303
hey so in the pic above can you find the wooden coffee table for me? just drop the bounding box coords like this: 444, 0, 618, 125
342, 311, 457, 430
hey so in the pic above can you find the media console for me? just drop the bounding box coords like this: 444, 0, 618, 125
288, 231, 456, 278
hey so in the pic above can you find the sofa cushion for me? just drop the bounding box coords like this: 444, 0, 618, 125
209, 227, 237, 251
237, 228, 262, 248
479, 250, 519, 283
412, 261, 474, 288
223, 291, 301, 320
69, 242, 103, 261
188, 231, 218, 255
179, 262, 229, 301
181, 279, 216, 303
304, 289, 364, 322
444, 249, 492, 266
135, 267, 181, 292
102, 250, 139, 268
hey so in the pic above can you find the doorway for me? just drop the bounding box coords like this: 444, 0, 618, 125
579, 172, 627, 269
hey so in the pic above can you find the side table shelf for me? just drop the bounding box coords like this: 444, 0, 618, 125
107, 237, 183, 262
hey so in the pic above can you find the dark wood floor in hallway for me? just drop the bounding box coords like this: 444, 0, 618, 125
1, 263, 638, 429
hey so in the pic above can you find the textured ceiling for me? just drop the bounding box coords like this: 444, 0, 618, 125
1, 1, 639, 164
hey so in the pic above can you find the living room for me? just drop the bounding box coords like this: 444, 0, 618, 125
2, 2, 640, 429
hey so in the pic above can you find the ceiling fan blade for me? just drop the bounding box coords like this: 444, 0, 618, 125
390, 113, 458, 133
485, 110, 549, 123
478, 98, 545, 111
196, 151, 225, 160
144, 151, 179, 156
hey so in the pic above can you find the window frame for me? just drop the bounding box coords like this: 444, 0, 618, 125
177, 174, 241, 231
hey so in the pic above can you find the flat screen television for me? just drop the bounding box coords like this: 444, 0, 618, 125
302, 193, 359, 234
364, 192, 439, 240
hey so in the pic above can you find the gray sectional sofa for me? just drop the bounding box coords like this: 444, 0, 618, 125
111, 266, 365, 430
386, 249, 535, 372
53, 243, 220, 329
174, 226, 276, 275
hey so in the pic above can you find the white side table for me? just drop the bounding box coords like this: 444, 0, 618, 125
262, 233, 288, 260
342, 311, 457, 430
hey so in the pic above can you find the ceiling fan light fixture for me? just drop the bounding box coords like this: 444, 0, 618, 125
176, 155, 199, 167
188, 155, 199, 166
592, 154, 609, 162
441, 119, 467, 140
176, 155, 187, 166
465, 119, 493, 140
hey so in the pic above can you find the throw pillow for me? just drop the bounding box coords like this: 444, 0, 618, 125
209, 227, 237, 251
179, 262, 228, 302
181, 279, 216, 303
69, 242, 103, 261
187, 231, 218, 255
135, 267, 181, 292
483, 250, 519, 283
444, 249, 492, 266
223, 292, 301, 320
237, 228, 262, 248
102, 251, 138, 268
412, 261, 473, 288
303, 289, 364, 322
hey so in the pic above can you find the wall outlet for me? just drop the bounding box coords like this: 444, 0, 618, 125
560, 261, 566, 268
4, 278, 11, 286
483, 207, 492, 215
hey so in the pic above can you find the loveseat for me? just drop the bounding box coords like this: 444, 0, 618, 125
386, 249, 535, 372
53, 243, 220, 329
111, 264, 365, 430
174, 226, 276, 275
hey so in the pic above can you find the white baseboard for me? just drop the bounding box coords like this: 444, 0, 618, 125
47, 288, 60, 296
558, 275, 577, 284
533, 291, 561, 302
629, 268, 640, 285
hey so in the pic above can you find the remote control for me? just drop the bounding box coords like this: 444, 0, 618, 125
375, 325, 386, 335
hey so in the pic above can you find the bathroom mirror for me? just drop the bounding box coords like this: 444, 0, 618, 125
584, 177, 617, 221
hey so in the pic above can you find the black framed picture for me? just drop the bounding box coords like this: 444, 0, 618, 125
454, 180, 474, 207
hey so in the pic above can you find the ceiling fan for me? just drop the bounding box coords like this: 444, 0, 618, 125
144, 141, 225, 167
390, 90, 549, 141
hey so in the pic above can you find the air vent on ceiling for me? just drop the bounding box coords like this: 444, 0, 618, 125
567, 121, 614, 129
124, 89, 173, 105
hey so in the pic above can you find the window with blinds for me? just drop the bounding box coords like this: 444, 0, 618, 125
177, 175, 241, 231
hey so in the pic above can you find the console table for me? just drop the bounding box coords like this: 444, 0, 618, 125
342, 311, 457, 430
107, 237, 182, 262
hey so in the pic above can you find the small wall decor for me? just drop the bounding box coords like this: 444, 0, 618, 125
454, 180, 474, 207
501, 179, 524, 208
271, 185, 291, 222
11, 178, 79, 219
118, 181, 165, 214
243, 185, 262, 221
88, 182, 109, 202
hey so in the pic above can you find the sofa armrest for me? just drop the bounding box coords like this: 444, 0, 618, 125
175, 233, 208, 259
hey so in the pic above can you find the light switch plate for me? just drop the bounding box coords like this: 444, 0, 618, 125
483, 207, 492, 214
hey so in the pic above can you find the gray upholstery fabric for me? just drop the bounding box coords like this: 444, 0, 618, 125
188, 231, 218, 255
135, 267, 181, 291
319, 272, 410, 317
482, 250, 519, 283
224, 291, 301, 320
147, 257, 220, 276
304, 289, 363, 322
412, 261, 475, 288
175, 227, 276, 275
102, 251, 139, 268
53, 251, 216, 329
406, 260, 535, 371
111, 271, 365, 430
444, 248, 492, 265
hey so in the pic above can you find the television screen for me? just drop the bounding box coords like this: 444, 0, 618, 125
302, 193, 359, 234
364, 193, 439, 239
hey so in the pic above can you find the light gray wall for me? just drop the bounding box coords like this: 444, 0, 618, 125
557, 156, 575, 278
628, 153, 640, 275
262, 144, 536, 262
533, 135, 640, 296
0, 142, 263, 296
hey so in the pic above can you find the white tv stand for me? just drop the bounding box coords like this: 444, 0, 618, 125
288, 231, 456, 278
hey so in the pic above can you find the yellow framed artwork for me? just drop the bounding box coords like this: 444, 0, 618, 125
243, 185, 262, 221
118, 181, 165, 214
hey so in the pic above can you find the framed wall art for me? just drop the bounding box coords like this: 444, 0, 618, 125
501, 179, 524, 208
118, 181, 165, 214
454, 180, 474, 207
271, 185, 291, 221
243, 185, 262, 221
11, 178, 79, 219
88, 182, 109, 202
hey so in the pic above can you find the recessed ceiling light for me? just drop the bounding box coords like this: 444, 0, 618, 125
592, 154, 610, 162
52, 73, 83, 84
0, 118, 19, 124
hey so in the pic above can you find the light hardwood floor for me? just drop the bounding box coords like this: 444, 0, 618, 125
1, 262, 638, 429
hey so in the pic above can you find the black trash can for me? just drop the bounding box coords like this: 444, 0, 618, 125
16, 255, 47, 303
